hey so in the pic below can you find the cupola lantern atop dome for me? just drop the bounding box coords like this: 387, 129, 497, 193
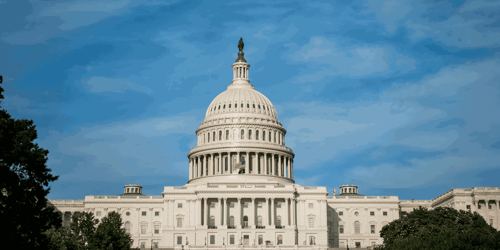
232, 38, 251, 86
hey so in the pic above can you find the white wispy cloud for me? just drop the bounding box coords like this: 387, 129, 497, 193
83, 76, 150, 93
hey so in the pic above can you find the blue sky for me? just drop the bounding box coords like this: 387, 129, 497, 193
1, 0, 500, 200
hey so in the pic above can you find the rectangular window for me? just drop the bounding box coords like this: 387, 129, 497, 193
339, 225, 344, 234
309, 236, 315, 245
308, 203, 314, 208
243, 203, 248, 208
177, 236, 182, 245
141, 242, 145, 248
142, 211, 146, 216
370, 211, 374, 216
355, 242, 361, 248
383, 211, 387, 216
258, 235, 263, 245
478, 204, 481, 209
141, 224, 146, 234
155, 211, 159, 216
276, 203, 281, 208
154, 224, 160, 234
489, 205, 492, 209
339, 211, 343, 216
177, 218, 182, 228
210, 235, 215, 244
154, 242, 158, 248
210, 203, 215, 208
371, 225, 375, 233
467, 205, 471, 209
230, 235, 235, 245
308, 217, 314, 227
178, 203, 183, 208
96, 211, 101, 216
277, 235, 283, 245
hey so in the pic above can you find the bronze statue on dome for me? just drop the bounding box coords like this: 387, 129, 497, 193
238, 38, 244, 51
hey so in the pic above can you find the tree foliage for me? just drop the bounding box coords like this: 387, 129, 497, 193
376, 206, 500, 250
0, 75, 62, 248
46, 211, 132, 250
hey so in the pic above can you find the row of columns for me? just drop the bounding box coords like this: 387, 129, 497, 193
474, 199, 500, 229
233, 64, 249, 79
189, 152, 293, 180
199, 130, 284, 146
197, 197, 296, 229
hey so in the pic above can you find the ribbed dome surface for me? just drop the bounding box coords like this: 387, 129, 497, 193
205, 84, 278, 121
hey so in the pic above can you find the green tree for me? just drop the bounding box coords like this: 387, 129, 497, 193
93, 211, 133, 250
0, 75, 62, 248
46, 211, 132, 250
376, 206, 500, 250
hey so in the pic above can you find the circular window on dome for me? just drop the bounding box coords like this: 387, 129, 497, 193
126, 212, 130, 216
258, 105, 261, 109
223, 104, 226, 109
355, 212, 359, 216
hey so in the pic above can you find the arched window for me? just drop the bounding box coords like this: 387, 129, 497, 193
208, 133, 210, 142
253, 104, 255, 108
243, 216, 249, 228
213, 132, 216, 142
223, 104, 226, 109
274, 132, 276, 143
263, 131, 266, 141
257, 216, 263, 227
229, 216, 234, 227
241, 129, 244, 139
226, 130, 229, 140
354, 221, 360, 234
277, 216, 282, 227
218, 105, 221, 110
269, 132, 271, 142
241, 103, 243, 108
210, 216, 215, 227
248, 130, 252, 140
204, 134, 205, 143
256, 130, 259, 140
235, 103, 237, 108
247, 103, 249, 108
229, 104, 231, 108
219, 131, 222, 141
258, 105, 261, 109
278, 133, 280, 144
125, 221, 131, 234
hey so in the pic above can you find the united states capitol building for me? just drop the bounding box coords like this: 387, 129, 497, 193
50, 40, 500, 249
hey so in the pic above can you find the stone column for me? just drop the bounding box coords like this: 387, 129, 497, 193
278, 155, 282, 176
287, 198, 291, 226
237, 198, 242, 229
287, 157, 290, 178
291, 198, 296, 226
216, 198, 221, 227
170, 199, 175, 227
264, 153, 268, 175
195, 198, 200, 227
221, 198, 225, 227
219, 153, 222, 175
210, 153, 214, 175
227, 152, 230, 173
251, 198, 256, 228
197, 156, 200, 177
271, 154, 275, 175
203, 155, 207, 176
265, 198, 269, 227
189, 158, 192, 179
271, 198, 275, 227
245, 152, 249, 174
290, 159, 293, 179
205, 198, 209, 227
187, 199, 191, 227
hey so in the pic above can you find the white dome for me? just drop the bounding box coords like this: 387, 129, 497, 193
204, 83, 278, 121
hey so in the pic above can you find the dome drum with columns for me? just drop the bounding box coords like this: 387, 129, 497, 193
187, 40, 295, 185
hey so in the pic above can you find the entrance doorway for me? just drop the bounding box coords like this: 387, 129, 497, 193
243, 235, 249, 245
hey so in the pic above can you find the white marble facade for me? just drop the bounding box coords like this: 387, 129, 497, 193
49, 45, 500, 249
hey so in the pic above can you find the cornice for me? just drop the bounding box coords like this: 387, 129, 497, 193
196, 122, 286, 134
188, 145, 295, 158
